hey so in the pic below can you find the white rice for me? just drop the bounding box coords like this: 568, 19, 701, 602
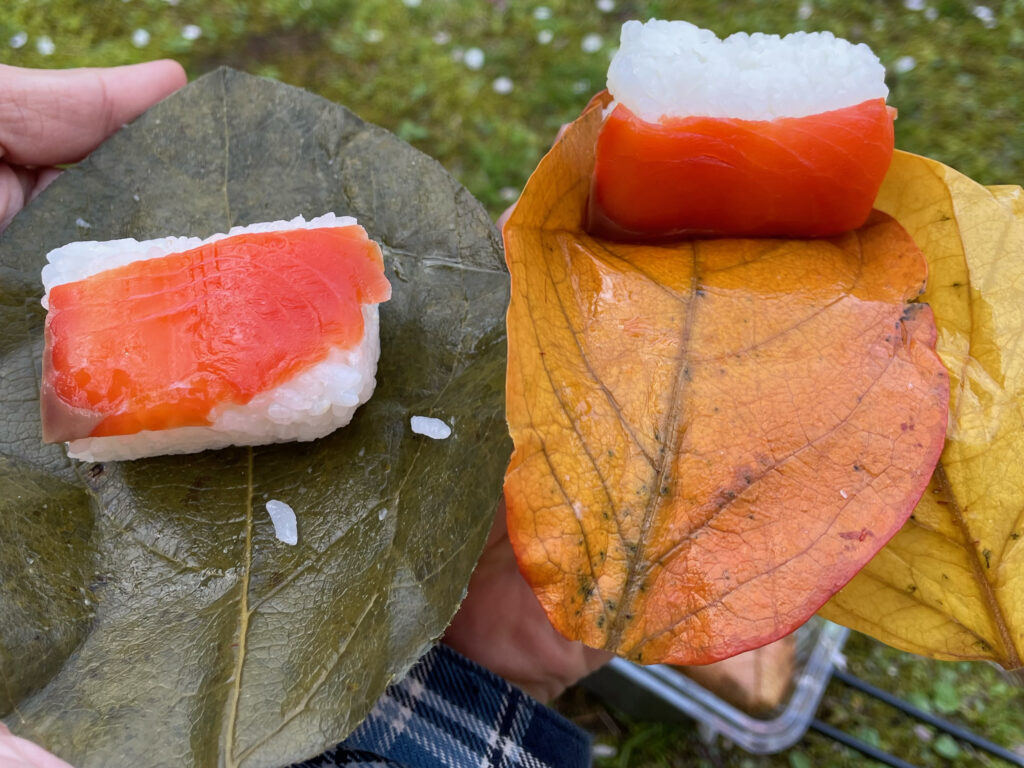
410, 415, 452, 440
606, 19, 888, 122
265, 500, 298, 545
43, 213, 385, 462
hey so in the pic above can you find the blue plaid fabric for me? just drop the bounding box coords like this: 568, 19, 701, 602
292, 644, 591, 768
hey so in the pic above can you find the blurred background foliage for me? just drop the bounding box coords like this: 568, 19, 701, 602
3, 0, 1024, 764
2, 0, 1023, 215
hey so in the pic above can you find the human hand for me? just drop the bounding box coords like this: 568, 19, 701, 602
0, 60, 187, 231
0, 723, 72, 768
443, 499, 613, 702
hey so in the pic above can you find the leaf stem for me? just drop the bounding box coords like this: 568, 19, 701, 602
224, 447, 255, 767
937, 463, 1022, 670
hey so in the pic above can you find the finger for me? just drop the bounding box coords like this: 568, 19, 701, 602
30, 167, 62, 201
0, 162, 36, 231
0, 60, 186, 167
0, 729, 74, 768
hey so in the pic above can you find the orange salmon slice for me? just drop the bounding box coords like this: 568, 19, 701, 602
42, 225, 391, 442
590, 98, 895, 239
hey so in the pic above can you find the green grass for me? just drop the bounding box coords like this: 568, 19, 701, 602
3, 1, 1024, 764
560, 631, 1024, 766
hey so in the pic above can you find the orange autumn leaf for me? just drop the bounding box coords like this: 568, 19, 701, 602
502, 102, 950, 665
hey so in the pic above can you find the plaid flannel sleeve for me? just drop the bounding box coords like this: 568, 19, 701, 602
291, 644, 592, 768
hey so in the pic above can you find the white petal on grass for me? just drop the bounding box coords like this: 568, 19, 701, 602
925, 6, 939, 20
596, 0, 614, 11
464, 47, 485, 70
433, 30, 451, 45
972, 5, 997, 27
410, 416, 452, 440
581, 33, 603, 53
378, 507, 388, 521
537, 29, 554, 45
904, 0, 925, 9
404, 0, 422, 5
9, 32, 27, 49
533, 6, 552, 20
75, 218, 92, 229
492, 76, 513, 94
36, 36, 55, 56
181, 24, 202, 41
265, 500, 298, 545
499, 186, 520, 202
797, 1, 813, 20
364, 28, 384, 43
131, 28, 151, 48
572, 79, 591, 94
893, 55, 917, 74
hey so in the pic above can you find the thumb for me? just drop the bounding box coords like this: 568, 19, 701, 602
0, 725, 74, 768
0, 60, 186, 167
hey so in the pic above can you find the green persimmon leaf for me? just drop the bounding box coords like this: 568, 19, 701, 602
0, 68, 510, 768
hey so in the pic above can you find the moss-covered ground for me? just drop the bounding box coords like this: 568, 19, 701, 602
3, 0, 1023, 764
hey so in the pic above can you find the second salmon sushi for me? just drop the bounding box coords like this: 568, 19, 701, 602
40, 213, 391, 461
590, 20, 895, 239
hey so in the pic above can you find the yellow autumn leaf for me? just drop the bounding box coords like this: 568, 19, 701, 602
820, 151, 1024, 670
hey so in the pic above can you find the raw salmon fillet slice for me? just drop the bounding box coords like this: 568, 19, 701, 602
42, 226, 390, 442
590, 98, 895, 239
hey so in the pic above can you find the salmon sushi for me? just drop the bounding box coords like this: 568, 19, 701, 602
590, 20, 895, 239
40, 213, 391, 461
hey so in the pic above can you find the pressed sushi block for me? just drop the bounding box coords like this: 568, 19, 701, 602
40, 214, 391, 461
590, 20, 895, 239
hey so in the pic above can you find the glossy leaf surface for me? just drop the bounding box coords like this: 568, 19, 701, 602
0, 69, 511, 767
821, 152, 1024, 670
503, 104, 949, 665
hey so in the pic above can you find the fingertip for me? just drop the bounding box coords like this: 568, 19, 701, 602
103, 59, 188, 107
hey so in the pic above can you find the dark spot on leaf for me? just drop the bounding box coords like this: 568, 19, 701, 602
942, 573, 950, 580
907, 585, 917, 593
839, 528, 874, 542
853, 464, 861, 472
983, 548, 991, 568
747, 513, 755, 520
951, 281, 961, 287
605, 600, 616, 611
596, 615, 605, 628
1010, 532, 1020, 540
